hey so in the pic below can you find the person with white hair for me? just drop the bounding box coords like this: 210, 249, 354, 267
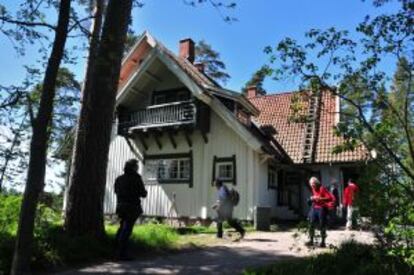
307, 176, 335, 247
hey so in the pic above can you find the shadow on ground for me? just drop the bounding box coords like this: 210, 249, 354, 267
57, 246, 298, 275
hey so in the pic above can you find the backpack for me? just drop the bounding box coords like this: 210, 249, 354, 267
228, 188, 240, 206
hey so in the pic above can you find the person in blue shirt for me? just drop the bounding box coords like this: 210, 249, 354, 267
212, 179, 245, 240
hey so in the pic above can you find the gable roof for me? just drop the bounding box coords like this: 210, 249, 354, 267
116, 31, 289, 162
249, 90, 370, 164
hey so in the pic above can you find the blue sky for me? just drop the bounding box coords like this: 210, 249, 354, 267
0, 0, 398, 93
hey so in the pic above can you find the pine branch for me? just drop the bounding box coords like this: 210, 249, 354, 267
0, 16, 56, 30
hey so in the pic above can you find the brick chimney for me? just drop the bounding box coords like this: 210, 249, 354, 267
247, 85, 259, 99
179, 38, 195, 63
194, 62, 205, 73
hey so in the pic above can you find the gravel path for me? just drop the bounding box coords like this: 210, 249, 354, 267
56, 229, 375, 275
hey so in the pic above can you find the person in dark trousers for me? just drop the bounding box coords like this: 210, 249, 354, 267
328, 182, 340, 227
212, 179, 245, 240
307, 177, 333, 247
114, 159, 147, 260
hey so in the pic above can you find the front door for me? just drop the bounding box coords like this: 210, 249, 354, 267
277, 170, 303, 214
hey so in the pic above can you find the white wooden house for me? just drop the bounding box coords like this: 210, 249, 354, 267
64, 31, 369, 222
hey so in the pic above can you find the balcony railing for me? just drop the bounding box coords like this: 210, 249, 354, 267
118, 101, 197, 134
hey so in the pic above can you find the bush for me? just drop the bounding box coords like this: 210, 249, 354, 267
0, 194, 62, 274
244, 241, 412, 275
1, 220, 182, 274
0, 194, 21, 234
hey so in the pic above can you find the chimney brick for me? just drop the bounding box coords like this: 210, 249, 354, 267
247, 85, 259, 99
179, 38, 195, 63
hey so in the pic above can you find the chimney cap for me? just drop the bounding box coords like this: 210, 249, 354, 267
179, 38, 195, 63
247, 85, 258, 90
179, 38, 195, 43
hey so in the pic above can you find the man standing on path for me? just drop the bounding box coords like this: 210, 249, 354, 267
114, 159, 147, 260
212, 179, 245, 240
343, 178, 359, 230
307, 177, 334, 247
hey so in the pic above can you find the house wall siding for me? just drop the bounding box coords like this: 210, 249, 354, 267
255, 159, 278, 216
104, 111, 272, 220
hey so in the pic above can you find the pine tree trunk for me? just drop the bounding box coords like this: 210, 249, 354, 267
10, 0, 71, 274
63, 0, 104, 234
65, 0, 133, 237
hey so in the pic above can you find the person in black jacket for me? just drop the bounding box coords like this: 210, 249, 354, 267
114, 159, 147, 260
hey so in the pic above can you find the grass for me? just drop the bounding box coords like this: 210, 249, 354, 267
175, 223, 255, 235
0, 220, 258, 274
0, 222, 186, 275
243, 241, 413, 275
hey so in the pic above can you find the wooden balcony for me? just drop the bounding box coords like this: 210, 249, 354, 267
118, 101, 197, 135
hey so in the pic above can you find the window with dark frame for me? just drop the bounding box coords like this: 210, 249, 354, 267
217, 162, 234, 181
268, 166, 277, 189
212, 155, 237, 185
144, 151, 193, 186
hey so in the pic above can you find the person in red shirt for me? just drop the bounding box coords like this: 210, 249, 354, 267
343, 179, 359, 230
307, 176, 334, 247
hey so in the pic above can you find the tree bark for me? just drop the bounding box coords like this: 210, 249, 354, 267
10, 0, 71, 274
65, 0, 133, 237
63, 0, 104, 234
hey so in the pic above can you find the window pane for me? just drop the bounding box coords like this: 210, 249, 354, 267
217, 163, 233, 180
158, 160, 167, 179
144, 160, 158, 180
179, 159, 190, 179
169, 160, 178, 179
145, 158, 191, 182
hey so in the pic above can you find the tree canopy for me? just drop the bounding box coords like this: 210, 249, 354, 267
263, 0, 413, 265
195, 40, 230, 85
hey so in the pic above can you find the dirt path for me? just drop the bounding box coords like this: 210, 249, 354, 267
56, 230, 375, 275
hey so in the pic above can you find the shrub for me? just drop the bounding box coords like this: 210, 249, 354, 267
0, 194, 21, 234
244, 241, 412, 275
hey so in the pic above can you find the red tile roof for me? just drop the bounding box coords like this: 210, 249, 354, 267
249, 90, 369, 164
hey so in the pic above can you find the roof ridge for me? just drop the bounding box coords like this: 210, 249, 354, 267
249, 90, 310, 99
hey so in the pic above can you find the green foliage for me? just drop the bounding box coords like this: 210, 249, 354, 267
0, 67, 80, 189
0, 194, 62, 273
106, 222, 180, 250
0, 215, 183, 274
0, 194, 21, 234
263, 0, 414, 266
244, 241, 412, 275
131, 223, 179, 248
195, 40, 230, 85
242, 65, 272, 95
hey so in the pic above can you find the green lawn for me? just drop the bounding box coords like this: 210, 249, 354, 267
0, 222, 204, 274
